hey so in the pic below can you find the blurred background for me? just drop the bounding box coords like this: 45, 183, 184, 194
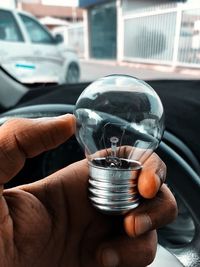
1, 0, 200, 83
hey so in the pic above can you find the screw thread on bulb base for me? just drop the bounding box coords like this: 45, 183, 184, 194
88, 161, 142, 215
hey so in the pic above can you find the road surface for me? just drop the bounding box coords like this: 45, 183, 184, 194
80, 59, 200, 82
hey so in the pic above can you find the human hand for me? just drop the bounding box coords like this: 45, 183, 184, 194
0, 116, 177, 267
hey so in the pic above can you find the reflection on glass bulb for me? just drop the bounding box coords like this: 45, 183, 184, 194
74, 75, 164, 215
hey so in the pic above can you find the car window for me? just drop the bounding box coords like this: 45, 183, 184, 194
20, 14, 55, 44
1, 1, 200, 86
0, 10, 23, 42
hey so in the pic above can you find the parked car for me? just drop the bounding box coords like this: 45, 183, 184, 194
0, 7, 80, 84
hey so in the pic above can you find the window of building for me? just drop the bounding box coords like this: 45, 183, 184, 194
89, 2, 116, 59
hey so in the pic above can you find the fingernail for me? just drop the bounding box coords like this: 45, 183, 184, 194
135, 214, 152, 236
57, 114, 76, 131
100, 248, 119, 267
56, 114, 72, 119
35, 114, 74, 121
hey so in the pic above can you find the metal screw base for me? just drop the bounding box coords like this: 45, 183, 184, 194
88, 159, 142, 215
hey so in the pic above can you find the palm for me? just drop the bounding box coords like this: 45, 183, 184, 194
1, 160, 114, 267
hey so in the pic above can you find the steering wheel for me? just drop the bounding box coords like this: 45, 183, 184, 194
0, 104, 199, 267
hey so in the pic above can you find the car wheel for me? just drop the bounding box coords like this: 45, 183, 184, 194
66, 63, 80, 84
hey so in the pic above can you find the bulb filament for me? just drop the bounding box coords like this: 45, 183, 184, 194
110, 136, 119, 157
105, 136, 121, 167
101, 123, 126, 168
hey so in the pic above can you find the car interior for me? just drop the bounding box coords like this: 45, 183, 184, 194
0, 66, 199, 267
1, 0, 200, 265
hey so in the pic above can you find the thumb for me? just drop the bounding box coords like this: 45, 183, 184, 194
0, 114, 75, 190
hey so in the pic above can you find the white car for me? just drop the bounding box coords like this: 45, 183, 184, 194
0, 7, 80, 84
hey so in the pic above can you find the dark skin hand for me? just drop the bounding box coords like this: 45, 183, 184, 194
0, 115, 177, 267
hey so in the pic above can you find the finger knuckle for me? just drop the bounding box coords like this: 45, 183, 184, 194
4, 118, 24, 128
152, 152, 161, 162
3, 118, 29, 137
162, 185, 178, 222
127, 231, 157, 267
145, 247, 156, 266
142, 234, 157, 266
149, 153, 166, 173
157, 161, 167, 182
168, 196, 178, 221
152, 153, 166, 171
161, 160, 167, 174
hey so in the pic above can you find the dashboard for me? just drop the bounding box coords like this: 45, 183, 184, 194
0, 79, 199, 267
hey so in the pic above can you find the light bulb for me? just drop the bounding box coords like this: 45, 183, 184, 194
74, 75, 164, 215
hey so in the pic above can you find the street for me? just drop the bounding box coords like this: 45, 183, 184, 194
80, 59, 200, 82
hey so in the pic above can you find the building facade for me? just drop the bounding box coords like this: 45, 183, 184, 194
80, 0, 200, 68
80, 0, 117, 59
20, 0, 83, 21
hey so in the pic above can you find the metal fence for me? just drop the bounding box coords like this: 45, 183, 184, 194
122, 1, 200, 68
67, 23, 85, 57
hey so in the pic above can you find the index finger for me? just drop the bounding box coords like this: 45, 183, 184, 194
138, 153, 166, 199
0, 114, 75, 185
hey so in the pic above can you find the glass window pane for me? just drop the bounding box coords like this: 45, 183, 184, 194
178, 8, 200, 64
89, 2, 116, 59
20, 14, 55, 44
0, 10, 24, 42
124, 12, 176, 62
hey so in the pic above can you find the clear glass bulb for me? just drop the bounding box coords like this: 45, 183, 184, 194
74, 75, 164, 214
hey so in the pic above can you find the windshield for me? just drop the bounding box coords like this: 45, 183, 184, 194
0, 0, 200, 85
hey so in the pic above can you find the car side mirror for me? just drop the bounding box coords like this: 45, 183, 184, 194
54, 33, 64, 44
